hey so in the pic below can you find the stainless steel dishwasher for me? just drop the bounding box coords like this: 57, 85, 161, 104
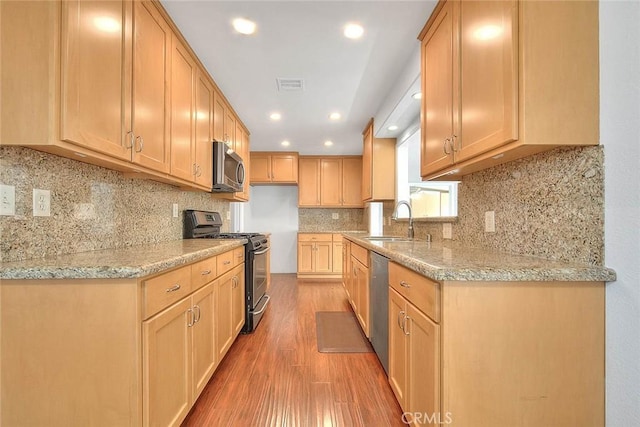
370, 252, 389, 374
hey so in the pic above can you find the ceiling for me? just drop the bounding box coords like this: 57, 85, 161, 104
161, 0, 436, 155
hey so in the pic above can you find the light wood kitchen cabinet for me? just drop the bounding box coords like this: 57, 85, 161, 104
297, 233, 333, 276
193, 69, 214, 188
386, 260, 605, 426
342, 239, 353, 300
213, 90, 237, 149
215, 264, 245, 360
1, 247, 246, 426
332, 234, 344, 274
250, 152, 299, 184
298, 156, 363, 207
419, 0, 599, 180
350, 242, 370, 337
169, 34, 196, 182
388, 262, 441, 424
362, 119, 396, 202
0, 0, 248, 192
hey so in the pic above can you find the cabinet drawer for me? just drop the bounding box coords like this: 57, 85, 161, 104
233, 247, 245, 265
389, 262, 440, 323
298, 233, 332, 242
351, 243, 369, 267
191, 256, 217, 291
217, 250, 235, 275
143, 265, 192, 319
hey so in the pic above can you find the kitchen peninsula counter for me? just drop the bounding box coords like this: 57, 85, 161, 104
0, 239, 245, 280
343, 233, 616, 282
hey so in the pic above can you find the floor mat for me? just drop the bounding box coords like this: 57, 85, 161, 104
315, 311, 373, 353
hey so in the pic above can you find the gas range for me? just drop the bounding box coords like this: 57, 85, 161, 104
183, 209, 270, 333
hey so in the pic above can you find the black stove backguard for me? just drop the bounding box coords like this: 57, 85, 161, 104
183, 210, 223, 238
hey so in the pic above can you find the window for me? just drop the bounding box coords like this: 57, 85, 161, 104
395, 129, 458, 218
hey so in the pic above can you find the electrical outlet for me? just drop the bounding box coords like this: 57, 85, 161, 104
226, 210, 231, 220
33, 189, 51, 217
443, 223, 452, 239
332, 212, 339, 220
172, 203, 179, 218
0, 184, 16, 216
485, 211, 495, 233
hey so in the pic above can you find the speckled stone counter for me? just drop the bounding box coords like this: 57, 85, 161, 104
343, 233, 616, 282
0, 239, 245, 280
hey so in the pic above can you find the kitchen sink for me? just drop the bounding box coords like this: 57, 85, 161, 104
364, 236, 415, 242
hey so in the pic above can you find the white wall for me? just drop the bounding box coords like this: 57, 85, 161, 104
601, 1, 640, 425
243, 186, 299, 273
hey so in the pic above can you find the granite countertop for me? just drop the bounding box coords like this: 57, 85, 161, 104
343, 233, 617, 282
0, 239, 245, 280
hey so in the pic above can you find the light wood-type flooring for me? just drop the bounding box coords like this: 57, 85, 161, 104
182, 274, 405, 426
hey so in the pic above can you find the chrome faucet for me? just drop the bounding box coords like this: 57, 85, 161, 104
392, 200, 414, 239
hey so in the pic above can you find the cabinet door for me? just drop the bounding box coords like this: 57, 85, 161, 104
388, 288, 408, 410
457, 0, 518, 162
212, 91, 226, 143
250, 153, 272, 183
132, 0, 170, 173
60, 0, 131, 160
315, 241, 333, 274
421, 0, 457, 177
406, 303, 440, 421
362, 124, 373, 201
332, 242, 343, 274
223, 109, 236, 149
297, 241, 315, 273
271, 154, 298, 183
341, 157, 363, 207
143, 298, 192, 427
194, 70, 213, 188
215, 269, 234, 360
191, 282, 216, 400
320, 158, 342, 206
342, 241, 352, 299
298, 157, 320, 206
169, 35, 195, 181
232, 265, 246, 336
354, 259, 370, 337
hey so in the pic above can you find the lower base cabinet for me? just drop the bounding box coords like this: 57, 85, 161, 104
0, 247, 245, 427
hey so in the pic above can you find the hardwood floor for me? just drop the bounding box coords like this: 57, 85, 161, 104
182, 274, 405, 426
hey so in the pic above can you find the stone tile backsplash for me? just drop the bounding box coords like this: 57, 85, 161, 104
298, 208, 367, 232
0, 147, 230, 262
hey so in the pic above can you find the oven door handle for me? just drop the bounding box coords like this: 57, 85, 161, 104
253, 248, 270, 256
252, 295, 271, 316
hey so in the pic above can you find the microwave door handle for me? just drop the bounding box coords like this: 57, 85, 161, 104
236, 162, 245, 186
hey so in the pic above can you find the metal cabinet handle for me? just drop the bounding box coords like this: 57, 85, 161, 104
193, 305, 201, 323
443, 138, 452, 155
398, 310, 405, 330
187, 308, 194, 327
223, 260, 231, 265
196, 164, 202, 177
166, 284, 181, 293
451, 134, 459, 152
201, 269, 211, 275
400, 280, 411, 288
126, 131, 134, 148
403, 315, 410, 336
232, 276, 237, 288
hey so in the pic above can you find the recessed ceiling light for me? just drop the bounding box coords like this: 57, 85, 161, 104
412, 92, 422, 100
232, 18, 256, 35
324, 140, 334, 147
344, 23, 364, 39
387, 125, 399, 131
269, 112, 282, 121
329, 112, 341, 120
281, 140, 290, 147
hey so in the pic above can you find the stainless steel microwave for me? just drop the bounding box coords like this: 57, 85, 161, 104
212, 141, 245, 193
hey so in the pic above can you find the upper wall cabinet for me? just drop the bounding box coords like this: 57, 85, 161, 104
250, 152, 299, 184
299, 156, 363, 208
0, 0, 249, 193
362, 119, 396, 202
419, 0, 599, 180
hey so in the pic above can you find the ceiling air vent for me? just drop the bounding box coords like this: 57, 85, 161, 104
276, 78, 305, 92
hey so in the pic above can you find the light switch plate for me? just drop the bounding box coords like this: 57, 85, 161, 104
485, 211, 495, 233
332, 212, 339, 220
172, 203, 179, 218
33, 189, 51, 217
0, 184, 16, 216
443, 223, 452, 239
